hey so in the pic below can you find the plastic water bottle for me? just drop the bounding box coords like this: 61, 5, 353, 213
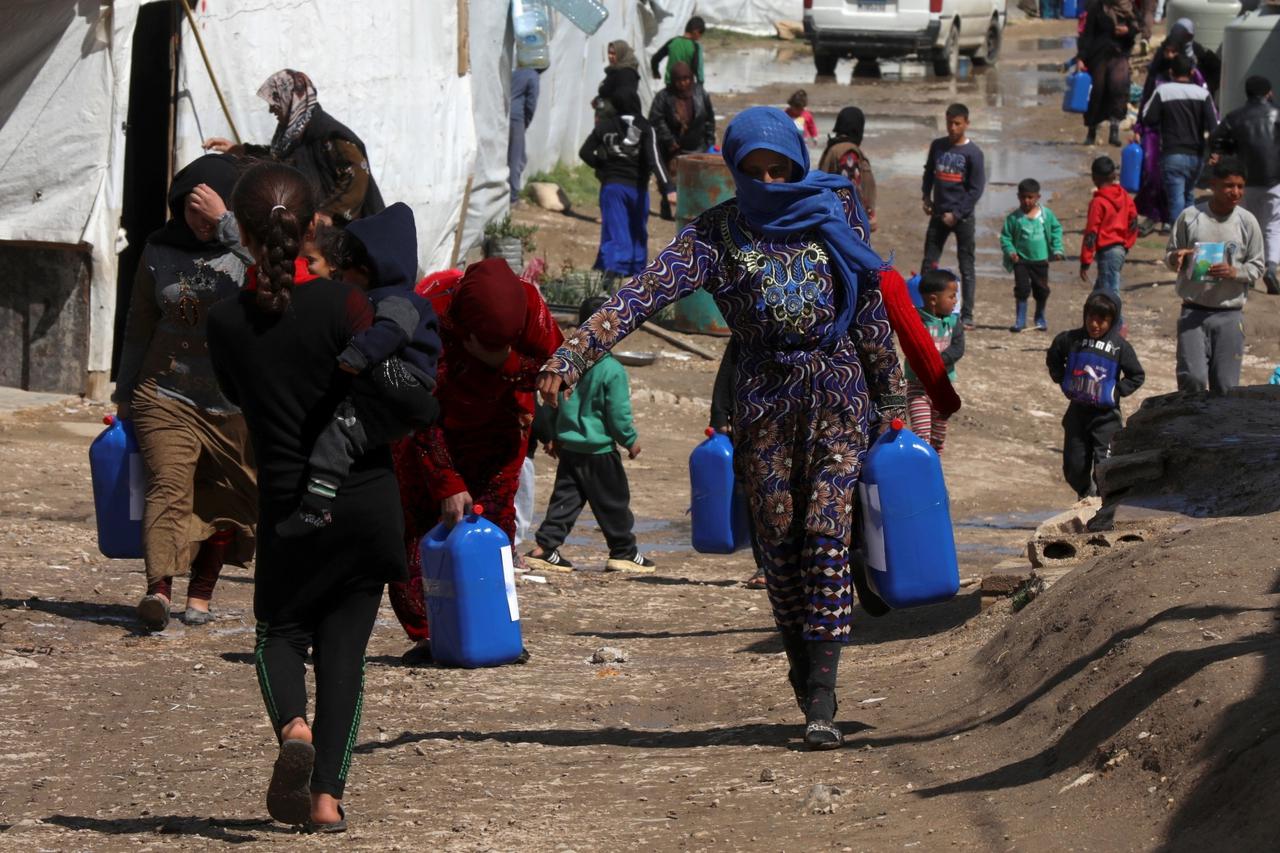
1120, 141, 1143, 194
689, 428, 750, 554
512, 0, 551, 70
858, 419, 959, 608
544, 0, 608, 35
88, 415, 145, 559
1062, 70, 1092, 114
419, 504, 524, 667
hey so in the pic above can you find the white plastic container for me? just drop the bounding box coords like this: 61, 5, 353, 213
1163, 0, 1242, 53
1219, 4, 1280, 114
513, 0, 551, 70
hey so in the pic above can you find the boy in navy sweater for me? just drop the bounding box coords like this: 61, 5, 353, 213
278, 202, 442, 537
922, 103, 986, 329
1046, 292, 1145, 499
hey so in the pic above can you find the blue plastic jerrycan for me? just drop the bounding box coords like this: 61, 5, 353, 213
689, 428, 750, 554
1120, 141, 1143, 194
858, 419, 959, 608
1063, 0, 1078, 18
1062, 70, 1092, 114
419, 505, 523, 667
88, 415, 145, 559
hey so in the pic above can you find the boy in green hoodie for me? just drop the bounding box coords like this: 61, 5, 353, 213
1000, 178, 1065, 333
524, 297, 655, 574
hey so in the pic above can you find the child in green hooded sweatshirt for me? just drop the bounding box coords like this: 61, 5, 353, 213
1000, 177, 1065, 333
524, 297, 655, 575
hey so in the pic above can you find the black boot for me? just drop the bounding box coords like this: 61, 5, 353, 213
804, 641, 843, 750
780, 630, 809, 712
1108, 122, 1121, 147
1084, 125, 1097, 146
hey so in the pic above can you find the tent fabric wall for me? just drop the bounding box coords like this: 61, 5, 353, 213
461, 0, 516, 260
0, 0, 138, 376
690, 1, 794, 36
173, 0, 479, 273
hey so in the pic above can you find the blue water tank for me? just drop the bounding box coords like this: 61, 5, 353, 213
420, 506, 523, 667
858, 419, 959, 608
88, 415, 144, 559
1063, 0, 1079, 19
1120, 141, 1143, 194
1063, 70, 1092, 114
689, 429, 750, 554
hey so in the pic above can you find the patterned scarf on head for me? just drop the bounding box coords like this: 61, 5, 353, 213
257, 69, 318, 158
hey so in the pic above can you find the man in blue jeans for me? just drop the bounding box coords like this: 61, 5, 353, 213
922, 104, 986, 329
1141, 54, 1218, 222
508, 66, 543, 203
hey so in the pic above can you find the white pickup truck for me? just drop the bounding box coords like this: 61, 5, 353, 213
803, 0, 1008, 77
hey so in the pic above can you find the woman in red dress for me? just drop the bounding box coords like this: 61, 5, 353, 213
389, 259, 563, 663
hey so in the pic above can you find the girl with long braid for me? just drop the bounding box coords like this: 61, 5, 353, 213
208, 163, 435, 830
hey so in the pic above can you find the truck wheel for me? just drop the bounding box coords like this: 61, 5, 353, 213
814, 50, 838, 77
973, 17, 1002, 66
932, 25, 959, 77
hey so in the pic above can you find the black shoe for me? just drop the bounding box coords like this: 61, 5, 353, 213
803, 687, 843, 750
524, 548, 574, 573
137, 594, 171, 632
1265, 267, 1280, 296
401, 641, 434, 667
1084, 126, 1097, 146
1108, 125, 1121, 147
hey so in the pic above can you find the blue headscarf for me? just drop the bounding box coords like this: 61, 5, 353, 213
721, 106, 883, 345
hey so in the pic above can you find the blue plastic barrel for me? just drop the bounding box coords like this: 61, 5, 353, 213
689, 428, 750, 554
420, 505, 523, 667
1120, 141, 1143, 193
89, 415, 144, 559
1062, 70, 1092, 114
858, 419, 959, 608
1063, 0, 1078, 19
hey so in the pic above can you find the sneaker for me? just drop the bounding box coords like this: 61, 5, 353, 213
606, 553, 656, 573
524, 548, 574, 573
1137, 217, 1157, 238
1035, 317, 1048, 331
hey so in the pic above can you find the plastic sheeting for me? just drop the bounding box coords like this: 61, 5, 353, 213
174, 0, 483, 273
0, 0, 137, 374
690, 0, 795, 36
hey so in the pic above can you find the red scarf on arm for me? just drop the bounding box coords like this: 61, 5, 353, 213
880, 267, 961, 418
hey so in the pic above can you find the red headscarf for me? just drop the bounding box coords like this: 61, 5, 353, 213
449, 258, 529, 349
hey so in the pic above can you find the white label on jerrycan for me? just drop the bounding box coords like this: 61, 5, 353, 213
128, 453, 145, 521
858, 483, 888, 573
500, 545, 520, 622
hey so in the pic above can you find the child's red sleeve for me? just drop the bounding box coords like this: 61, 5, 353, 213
1080, 197, 1102, 267
805, 111, 819, 140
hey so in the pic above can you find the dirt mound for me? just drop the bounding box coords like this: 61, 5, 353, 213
1098, 386, 1280, 519
915, 505, 1280, 848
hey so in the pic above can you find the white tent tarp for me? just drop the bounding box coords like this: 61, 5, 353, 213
0, 0, 137, 375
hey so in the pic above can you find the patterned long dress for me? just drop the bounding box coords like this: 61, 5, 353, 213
543, 188, 905, 641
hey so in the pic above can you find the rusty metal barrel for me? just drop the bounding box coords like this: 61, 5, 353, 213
669, 154, 733, 336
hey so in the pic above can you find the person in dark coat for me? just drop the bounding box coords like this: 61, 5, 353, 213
1077, 0, 1138, 146
205, 69, 384, 224
648, 62, 716, 220
817, 106, 878, 231
597, 40, 641, 108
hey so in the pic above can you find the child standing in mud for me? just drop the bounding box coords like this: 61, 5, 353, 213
1046, 291, 1145, 499
538, 107, 910, 750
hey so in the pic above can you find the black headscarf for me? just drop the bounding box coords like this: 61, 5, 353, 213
147, 154, 239, 251
830, 107, 866, 146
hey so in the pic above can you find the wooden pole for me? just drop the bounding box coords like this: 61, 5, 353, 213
178, 0, 240, 144
450, 175, 475, 268
457, 0, 470, 77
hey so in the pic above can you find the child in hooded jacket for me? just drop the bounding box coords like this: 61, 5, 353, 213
1046, 291, 1145, 499
278, 202, 442, 537
1080, 156, 1138, 314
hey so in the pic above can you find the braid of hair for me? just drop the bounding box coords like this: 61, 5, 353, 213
256, 204, 300, 314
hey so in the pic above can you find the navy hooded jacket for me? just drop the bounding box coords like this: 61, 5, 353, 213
338, 202, 441, 388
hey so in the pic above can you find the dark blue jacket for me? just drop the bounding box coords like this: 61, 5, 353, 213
338, 202, 441, 388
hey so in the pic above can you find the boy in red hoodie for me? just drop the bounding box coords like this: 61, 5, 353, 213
1079, 156, 1138, 313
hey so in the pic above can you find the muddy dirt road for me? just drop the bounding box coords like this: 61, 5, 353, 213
3, 18, 1278, 852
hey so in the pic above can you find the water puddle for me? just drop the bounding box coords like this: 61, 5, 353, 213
955, 509, 1057, 531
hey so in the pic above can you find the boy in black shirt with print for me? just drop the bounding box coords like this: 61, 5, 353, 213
922, 103, 986, 330
1046, 292, 1145, 499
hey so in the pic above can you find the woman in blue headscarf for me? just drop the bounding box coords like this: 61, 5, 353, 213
538, 107, 907, 749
